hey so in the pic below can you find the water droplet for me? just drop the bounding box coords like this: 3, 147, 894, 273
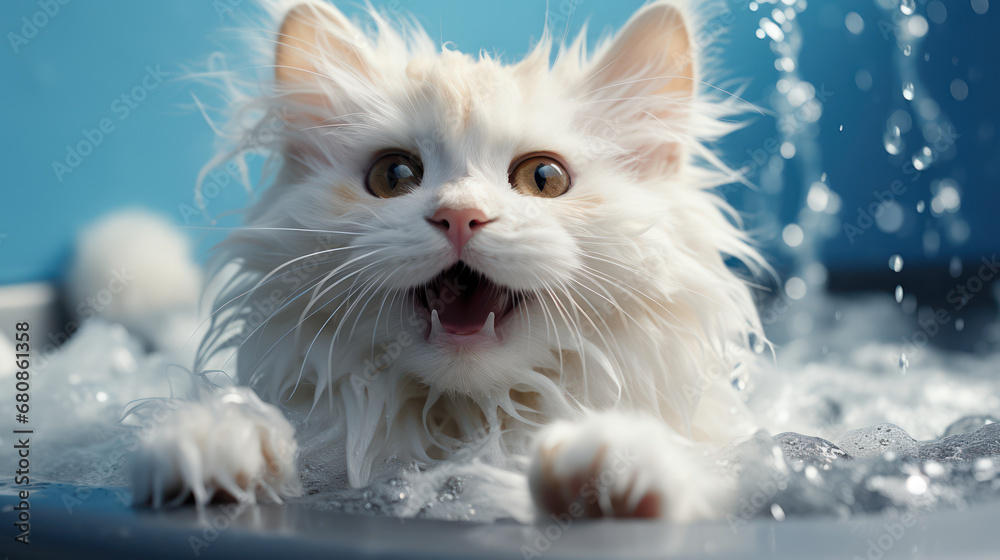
907, 15, 929, 37
771, 503, 786, 521
807, 182, 830, 212
895, 285, 904, 303
889, 254, 904, 272
883, 127, 904, 155
927, 1, 948, 24
951, 79, 969, 101
956, 318, 965, 332
760, 18, 786, 42
930, 181, 961, 213
900, 0, 916, 15
903, 82, 916, 101
906, 475, 928, 494
912, 146, 934, 170
731, 378, 746, 392
888, 109, 913, 133
903, 44, 912, 56
916, 200, 925, 212
785, 277, 807, 300
805, 465, 820, 482
949, 256, 963, 277
877, 200, 905, 233
780, 142, 797, 159
783, 223, 804, 247
898, 353, 910, 374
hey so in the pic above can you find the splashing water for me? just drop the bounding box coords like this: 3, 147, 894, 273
0, 0, 996, 527
889, 254, 904, 272
735, 0, 1000, 522
876, 0, 966, 262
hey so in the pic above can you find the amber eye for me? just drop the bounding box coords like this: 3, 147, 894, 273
366, 152, 423, 198
508, 155, 571, 198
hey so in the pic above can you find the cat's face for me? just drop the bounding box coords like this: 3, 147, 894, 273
236, 1, 752, 399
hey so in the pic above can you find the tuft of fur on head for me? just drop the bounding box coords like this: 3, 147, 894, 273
195, 0, 769, 487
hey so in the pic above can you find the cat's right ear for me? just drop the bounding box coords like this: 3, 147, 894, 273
274, 2, 372, 121
579, 1, 696, 176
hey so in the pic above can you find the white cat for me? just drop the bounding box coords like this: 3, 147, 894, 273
132, 0, 768, 521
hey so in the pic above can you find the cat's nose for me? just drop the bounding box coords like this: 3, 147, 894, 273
427, 207, 492, 253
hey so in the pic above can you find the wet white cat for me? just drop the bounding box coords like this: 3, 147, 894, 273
132, 0, 767, 521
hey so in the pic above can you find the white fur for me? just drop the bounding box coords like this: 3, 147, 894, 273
529, 412, 733, 520
134, 0, 768, 520
131, 387, 301, 507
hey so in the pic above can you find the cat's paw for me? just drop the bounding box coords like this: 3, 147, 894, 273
528, 412, 731, 521
130, 387, 302, 508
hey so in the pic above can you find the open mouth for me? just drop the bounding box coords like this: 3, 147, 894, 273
415, 262, 520, 341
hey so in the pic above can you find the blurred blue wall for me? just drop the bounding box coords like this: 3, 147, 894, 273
1, 0, 997, 285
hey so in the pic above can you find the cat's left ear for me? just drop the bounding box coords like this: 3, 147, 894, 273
583, 1, 695, 174
274, 2, 373, 121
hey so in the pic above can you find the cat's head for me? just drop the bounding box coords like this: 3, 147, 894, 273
218, 0, 763, 408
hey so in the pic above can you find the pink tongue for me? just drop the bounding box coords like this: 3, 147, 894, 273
432, 267, 507, 334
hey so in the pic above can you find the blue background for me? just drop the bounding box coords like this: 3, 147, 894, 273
1, 0, 998, 285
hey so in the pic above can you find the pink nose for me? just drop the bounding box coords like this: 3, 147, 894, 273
428, 207, 491, 252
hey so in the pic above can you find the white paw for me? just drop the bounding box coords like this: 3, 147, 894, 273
528, 412, 732, 521
130, 387, 302, 508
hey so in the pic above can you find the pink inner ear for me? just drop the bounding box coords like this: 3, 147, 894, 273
273, 3, 371, 124
589, 3, 694, 100
579, 2, 696, 176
